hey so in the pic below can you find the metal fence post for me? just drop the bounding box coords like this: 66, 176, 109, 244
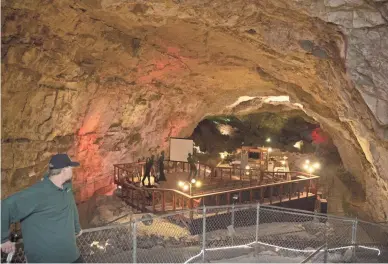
351, 218, 358, 260
202, 206, 206, 263
132, 221, 137, 263
231, 202, 235, 246
255, 203, 260, 242
323, 220, 328, 263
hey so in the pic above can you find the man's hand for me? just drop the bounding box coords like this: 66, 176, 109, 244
1, 241, 15, 254
76, 229, 83, 237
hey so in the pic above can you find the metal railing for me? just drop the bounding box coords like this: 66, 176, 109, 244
4, 203, 387, 263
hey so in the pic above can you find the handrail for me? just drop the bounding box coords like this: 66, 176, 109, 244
122, 181, 192, 199
190, 175, 319, 199
120, 173, 318, 200
115, 159, 320, 214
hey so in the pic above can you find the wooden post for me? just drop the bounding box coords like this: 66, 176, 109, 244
260, 188, 264, 203
239, 168, 242, 180
142, 191, 146, 212
304, 182, 307, 199
227, 193, 231, 205
260, 170, 263, 184
189, 199, 193, 220
239, 191, 242, 203
221, 169, 223, 180
162, 191, 165, 212
172, 192, 176, 211
279, 185, 283, 204
136, 191, 140, 209
289, 183, 292, 201
297, 185, 301, 199
314, 180, 318, 196
152, 191, 156, 212
250, 189, 253, 202
307, 180, 311, 199
216, 195, 219, 206
270, 186, 273, 204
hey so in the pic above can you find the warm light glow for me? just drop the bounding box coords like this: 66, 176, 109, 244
245, 165, 250, 170
118, 185, 122, 189
283, 156, 288, 160
308, 167, 314, 173
303, 164, 309, 170
178, 181, 184, 187
219, 151, 229, 159
293, 140, 303, 150
217, 124, 234, 136
195, 181, 202, 188
183, 185, 189, 191
281, 160, 286, 165
266, 138, 271, 142
268, 147, 272, 152
191, 178, 196, 184
313, 162, 320, 169
305, 160, 310, 164
193, 145, 205, 154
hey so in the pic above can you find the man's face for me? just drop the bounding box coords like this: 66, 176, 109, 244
63, 167, 73, 181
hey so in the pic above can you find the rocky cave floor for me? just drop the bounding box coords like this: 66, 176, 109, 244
82, 207, 384, 263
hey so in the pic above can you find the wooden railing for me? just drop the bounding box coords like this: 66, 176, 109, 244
113, 160, 213, 184
114, 160, 300, 187
117, 171, 319, 218
212, 166, 295, 183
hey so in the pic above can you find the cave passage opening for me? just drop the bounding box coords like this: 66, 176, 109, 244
190, 110, 365, 217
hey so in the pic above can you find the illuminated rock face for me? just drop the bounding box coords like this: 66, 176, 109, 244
1, 0, 387, 220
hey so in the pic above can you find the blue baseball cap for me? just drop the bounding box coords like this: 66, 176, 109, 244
49, 154, 80, 169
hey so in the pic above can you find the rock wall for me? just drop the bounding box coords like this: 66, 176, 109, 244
1, 0, 387, 220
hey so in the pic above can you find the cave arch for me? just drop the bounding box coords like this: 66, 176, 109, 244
1, 0, 387, 221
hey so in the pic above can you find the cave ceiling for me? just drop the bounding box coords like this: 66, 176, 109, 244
1, 0, 388, 220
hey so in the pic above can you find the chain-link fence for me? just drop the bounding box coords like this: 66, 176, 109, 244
3, 203, 388, 263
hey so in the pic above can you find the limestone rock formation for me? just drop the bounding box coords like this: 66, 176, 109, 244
1, 0, 387, 221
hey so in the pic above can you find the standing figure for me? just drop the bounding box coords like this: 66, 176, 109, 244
1, 154, 83, 263
149, 155, 155, 178
158, 151, 166, 182
187, 153, 198, 180
142, 157, 152, 187
154, 154, 160, 182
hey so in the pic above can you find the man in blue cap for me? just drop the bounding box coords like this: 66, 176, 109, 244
1, 154, 83, 263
